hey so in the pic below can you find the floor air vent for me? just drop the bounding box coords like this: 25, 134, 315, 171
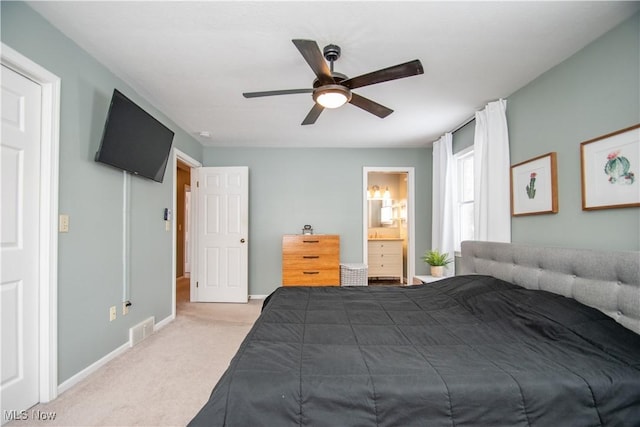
129, 317, 155, 347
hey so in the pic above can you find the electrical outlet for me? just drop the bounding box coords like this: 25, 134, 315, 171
59, 214, 69, 232
109, 306, 117, 322
122, 302, 129, 316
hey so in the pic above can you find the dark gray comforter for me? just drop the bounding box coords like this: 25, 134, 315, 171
189, 275, 640, 426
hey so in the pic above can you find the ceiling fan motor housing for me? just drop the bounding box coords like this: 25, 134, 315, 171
312, 72, 348, 88
323, 44, 341, 62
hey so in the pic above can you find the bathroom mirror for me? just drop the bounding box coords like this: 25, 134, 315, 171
368, 200, 395, 228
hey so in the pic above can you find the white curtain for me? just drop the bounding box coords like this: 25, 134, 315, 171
473, 99, 511, 242
432, 132, 456, 275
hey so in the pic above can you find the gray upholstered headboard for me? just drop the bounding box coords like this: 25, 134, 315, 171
460, 241, 640, 335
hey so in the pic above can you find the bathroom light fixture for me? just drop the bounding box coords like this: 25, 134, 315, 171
313, 85, 352, 109
369, 185, 382, 199
368, 185, 392, 200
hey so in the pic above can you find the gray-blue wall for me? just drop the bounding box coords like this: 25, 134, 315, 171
507, 12, 639, 251
1, 2, 203, 384
453, 12, 639, 251
202, 148, 432, 296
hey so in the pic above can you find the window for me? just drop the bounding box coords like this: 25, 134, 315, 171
454, 147, 474, 252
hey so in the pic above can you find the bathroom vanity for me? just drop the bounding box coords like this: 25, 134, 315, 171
367, 238, 403, 282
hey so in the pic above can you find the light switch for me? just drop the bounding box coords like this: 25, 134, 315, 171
59, 214, 69, 232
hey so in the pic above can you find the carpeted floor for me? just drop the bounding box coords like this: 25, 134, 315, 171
7, 279, 262, 427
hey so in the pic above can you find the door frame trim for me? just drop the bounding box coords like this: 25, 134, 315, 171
362, 167, 416, 284
171, 148, 201, 317
1, 43, 61, 402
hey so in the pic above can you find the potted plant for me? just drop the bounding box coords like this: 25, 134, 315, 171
422, 250, 452, 277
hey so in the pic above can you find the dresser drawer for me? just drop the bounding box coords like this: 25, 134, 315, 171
283, 235, 339, 256
368, 254, 402, 267
368, 263, 402, 275
368, 240, 402, 255
282, 254, 337, 269
283, 269, 340, 286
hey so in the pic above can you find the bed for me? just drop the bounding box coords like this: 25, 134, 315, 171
189, 241, 640, 426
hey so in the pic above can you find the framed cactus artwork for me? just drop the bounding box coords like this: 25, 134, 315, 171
511, 152, 558, 216
580, 124, 640, 210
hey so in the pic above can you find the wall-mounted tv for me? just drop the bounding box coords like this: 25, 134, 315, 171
95, 89, 175, 183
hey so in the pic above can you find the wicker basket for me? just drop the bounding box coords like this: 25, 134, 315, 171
340, 263, 368, 286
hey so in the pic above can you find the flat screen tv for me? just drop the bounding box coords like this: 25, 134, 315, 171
95, 89, 175, 183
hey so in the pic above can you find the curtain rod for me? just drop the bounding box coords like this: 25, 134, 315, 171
429, 115, 474, 145
448, 114, 475, 134
447, 98, 505, 135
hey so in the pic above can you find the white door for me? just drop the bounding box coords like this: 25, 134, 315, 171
1, 65, 42, 417
195, 167, 248, 302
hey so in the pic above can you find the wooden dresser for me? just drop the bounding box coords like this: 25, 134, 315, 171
282, 234, 340, 286
368, 239, 403, 281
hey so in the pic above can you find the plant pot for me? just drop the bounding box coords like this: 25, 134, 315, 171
430, 266, 444, 277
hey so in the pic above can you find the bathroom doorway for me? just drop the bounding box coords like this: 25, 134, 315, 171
362, 167, 415, 285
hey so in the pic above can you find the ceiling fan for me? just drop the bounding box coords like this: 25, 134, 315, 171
242, 39, 424, 125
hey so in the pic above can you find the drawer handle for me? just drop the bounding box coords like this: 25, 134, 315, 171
303, 256, 319, 259
303, 240, 319, 243
303, 271, 320, 275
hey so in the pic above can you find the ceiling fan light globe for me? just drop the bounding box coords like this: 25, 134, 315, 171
313, 85, 352, 109
317, 92, 347, 108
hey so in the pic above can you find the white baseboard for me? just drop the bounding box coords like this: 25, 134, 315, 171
249, 294, 267, 300
155, 313, 174, 331
57, 315, 176, 396
57, 341, 129, 395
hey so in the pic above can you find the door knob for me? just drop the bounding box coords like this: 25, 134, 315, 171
240, 238, 246, 243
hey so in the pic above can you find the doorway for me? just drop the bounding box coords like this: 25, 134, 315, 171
362, 167, 415, 285
176, 160, 191, 305
171, 149, 200, 317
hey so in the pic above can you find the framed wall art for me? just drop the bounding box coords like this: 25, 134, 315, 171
580, 124, 640, 210
511, 152, 558, 216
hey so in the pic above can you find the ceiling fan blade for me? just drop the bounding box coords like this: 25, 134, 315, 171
349, 93, 393, 118
292, 39, 334, 84
243, 88, 313, 98
301, 103, 324, 125
341, 59, 424, 90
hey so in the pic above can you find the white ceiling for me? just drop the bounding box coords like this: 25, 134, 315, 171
27, 1, 639, 148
